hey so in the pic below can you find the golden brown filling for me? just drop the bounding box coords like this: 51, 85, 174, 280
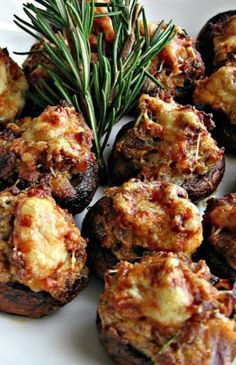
0, 48, 28, 123
99, 179, 202, 260
194, 65, 236, 123
115, 94, 222, 183
0, 188, 87, 300
99, 253, 236, 365
213, 15, 236, 66
0, 104, 96, 198
140, 23, 204, 95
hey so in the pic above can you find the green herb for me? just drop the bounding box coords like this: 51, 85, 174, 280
157, 335, 178, 356
15, 0, 175, 168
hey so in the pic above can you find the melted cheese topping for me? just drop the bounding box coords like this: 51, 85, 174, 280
21, 106, 89, 162
1, 104, 96, 197
194, 65, 236, 123
0, 188, 87, 300
101, 179, 202, 260
139, 23, 204, 94
115, 94, 222, 184
0, 49, 28, 123
213, 16, 236, 65
99, 253, 235, 364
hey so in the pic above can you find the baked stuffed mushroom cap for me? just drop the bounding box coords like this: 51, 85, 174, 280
202, 193, 236, 280
83, 179, 202, 277
0, 48, 28, 123
109, 94, 225, 202
0, 186, 88, 317
193, 64, 236, 152
196, 10, 236, 74
97, 252, 236, 365
140, 22, 205, 103
0, 103, 98, 214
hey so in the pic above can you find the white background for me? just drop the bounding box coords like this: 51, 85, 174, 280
0, 1, 235, 365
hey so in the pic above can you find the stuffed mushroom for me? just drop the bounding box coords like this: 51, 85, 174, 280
109, 94, 224, 202
0, 103, 98, 214
202, 193, 236, 280
140, 23, 205, 103
196, 10, 236, 74
194, 11, 236, 152
0, 48, 28, 123
83, 179, 202, 277
0, 186, 88, 317
97, 252, 236, 365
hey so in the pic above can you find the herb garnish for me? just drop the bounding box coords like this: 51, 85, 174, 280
15, 0, 175, 169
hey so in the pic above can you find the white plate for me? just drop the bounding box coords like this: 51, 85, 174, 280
0, 1, 235, 365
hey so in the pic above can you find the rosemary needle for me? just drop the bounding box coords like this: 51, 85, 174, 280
14, 0, 175, 169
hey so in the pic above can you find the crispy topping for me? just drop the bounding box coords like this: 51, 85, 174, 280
114, 95, 222, 186
98, 179, 202, 260
0, 188, 87, 300
194, 65, 236, 124
99, 253, 236, 364
140, 23, 204, 95
0, 104, 96, 199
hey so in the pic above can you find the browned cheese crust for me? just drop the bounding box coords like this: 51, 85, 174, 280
0, 186, 88, 317
202, 193, 236, 279
0, 48, 28, 123
83, 179, 202, 277
98, 253, 236, 365
194, 64, 236, 125
0, 103, 98, 213
139, 22, 205, 102
109, 94, 224, 202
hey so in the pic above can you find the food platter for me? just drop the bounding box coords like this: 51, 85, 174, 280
0, 0, 235, 364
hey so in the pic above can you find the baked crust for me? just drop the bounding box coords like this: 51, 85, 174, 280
0, 103, 98, 213
140, 23, 205, 103
83, 179, 202, 277
109, 95, 225, 202
0, 187, 88, 317
97, 253, 236, 365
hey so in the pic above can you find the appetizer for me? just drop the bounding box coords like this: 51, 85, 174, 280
142, 23, 205, 103
0, 103, 98, 214
83, 179, 202, 277
0, 48, 28, 123
196, 10, 236, 74
202, 193, 236, 280
109, 94, 224, 202
97, 252, 236, 365
194, 11, 236, 152
0, 186, 88, 317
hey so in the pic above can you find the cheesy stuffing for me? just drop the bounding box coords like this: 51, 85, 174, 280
96, 179, 202, 260
99, 253, 236, 364
0, 188, 87, 300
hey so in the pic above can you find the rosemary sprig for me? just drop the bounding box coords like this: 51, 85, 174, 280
15, 0, 175, 168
